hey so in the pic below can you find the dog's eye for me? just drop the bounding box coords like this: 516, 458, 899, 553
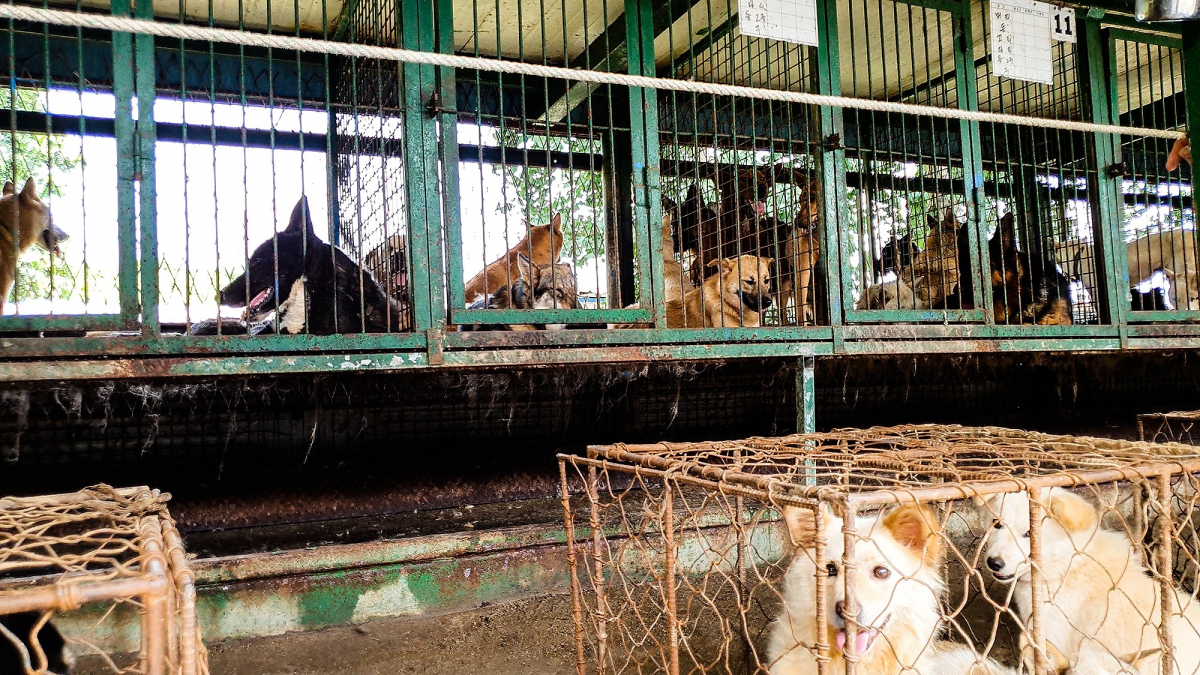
826, 563, 838, 577
992, 520, 1003, 530
873, 566, 890, 580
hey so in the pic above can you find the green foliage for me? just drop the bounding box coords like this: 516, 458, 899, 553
492, 129, 606, 265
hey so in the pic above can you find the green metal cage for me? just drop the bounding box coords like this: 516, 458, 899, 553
0, 0, 1194, 382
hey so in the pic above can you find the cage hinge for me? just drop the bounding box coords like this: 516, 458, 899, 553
425, 93, 451, 118
1107, 162, 1129, 178
823, 133, 842, 150
426, 326, 445, 365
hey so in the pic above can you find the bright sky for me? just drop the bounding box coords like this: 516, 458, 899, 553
11, 88, 607, 321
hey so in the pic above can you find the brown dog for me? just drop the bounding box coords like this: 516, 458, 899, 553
909, 207, 962, 309
0, 178, 68, 314
463, 213, 564, 304
675, 255, 774, 328
782, 180, 821, 325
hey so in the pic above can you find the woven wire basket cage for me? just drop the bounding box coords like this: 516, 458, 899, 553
559, 424, 1200, 674
0, 485, 208, 675
1140, 411, 1200, 446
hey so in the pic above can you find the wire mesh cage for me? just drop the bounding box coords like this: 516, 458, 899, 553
0, 484, 207, 675
1139, 410, 1200, 445
560, 424, 1200, 674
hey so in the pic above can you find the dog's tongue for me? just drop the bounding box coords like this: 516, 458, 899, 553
835, 629, 875, 655
249, 287, 271, 310
754, 201, 767, 216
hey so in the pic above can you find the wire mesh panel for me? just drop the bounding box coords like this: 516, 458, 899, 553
841, 0, 982, 322
0, 485, 207, 675
973, 4, 1098, 327
655, 8, 824, 328
561, 425, 1200, 674
1111, 31, 1198, 322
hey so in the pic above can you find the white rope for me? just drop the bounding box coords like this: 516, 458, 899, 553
0, 4, 1185, 141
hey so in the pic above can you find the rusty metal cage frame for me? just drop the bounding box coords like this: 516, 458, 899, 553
1139, 409, 1200, 445
0, 485, 207, 675
559, 424, 1200, 674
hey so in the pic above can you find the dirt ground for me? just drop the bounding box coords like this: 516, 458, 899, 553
202, 594, 581, 675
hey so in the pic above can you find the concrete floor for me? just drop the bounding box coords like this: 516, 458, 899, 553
205, 594, 580, 675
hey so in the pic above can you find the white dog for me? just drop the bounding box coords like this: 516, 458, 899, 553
767, 503, 1012, 675
1054, 234, 1198, 311
856, 277, 928, 311
979, 488, 1200, 675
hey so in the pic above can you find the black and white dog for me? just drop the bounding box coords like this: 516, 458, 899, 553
192, 196, 408, 335
1, 612, 73, 674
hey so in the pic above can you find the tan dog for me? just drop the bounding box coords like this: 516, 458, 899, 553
676, 255, 773, 328
463, 213, 564, 304
661, 211, 693, 306
0, 178, 68, 314
909, 207, 961, 309
783, 182, 821, 324
1127, 228, 1199, 311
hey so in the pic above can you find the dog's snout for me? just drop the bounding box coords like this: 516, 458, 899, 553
986, 556, 1005, 572
834, 600, 861, 622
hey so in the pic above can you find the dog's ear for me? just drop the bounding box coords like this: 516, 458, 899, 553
19, 177, 37, 202
780, 506, 816, 549
999, 213, 1017, 251
1044, 488, 1097, 534
762, 257, 775, 268
516, 252, 533, 281
708, 258, 723, 270
550, 212, 562, 232
882, 504, 942, 563
927, 215, 938, 230
286, 197, 317, 239
3, 181, 14, 196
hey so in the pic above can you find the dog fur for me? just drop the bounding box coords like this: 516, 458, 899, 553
857, 277, 927, 310
767, 503, 1012, 675
215, 196, 408, 334
988, 213, 1073, 325
782, 181, 822, 325
877, 234, 920, 279
0, 178, 69, 314
459, 253, 577, 331
676, 255, 773, 328
1, 611, 73, 674
1127, 229, 1199, 311
910, 208, 964, 310
1056, 233, 1196, 312
463, 214, 564, 305
661, 211, 693, 307
364, 233, 409, 300
980, 488, 1200, 675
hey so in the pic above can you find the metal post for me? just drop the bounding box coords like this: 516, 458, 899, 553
1027, 490, 1048, 675
1157, 472, 1175, 675
814, 505, 829, 675
560, 460, 586, 675
663, 478, 679, 675
587, 464, 608, 673
797, 355, 816, 434
841, 499, 858, 675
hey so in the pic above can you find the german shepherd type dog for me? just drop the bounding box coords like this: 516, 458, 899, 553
459, 253, 578, 331
990, 213, 1072, 325
462, 214, 564, 305
201, 196, 408, 335
0, 178, 69, 314
1, 611, 73, 674
670, 254, 774, 328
